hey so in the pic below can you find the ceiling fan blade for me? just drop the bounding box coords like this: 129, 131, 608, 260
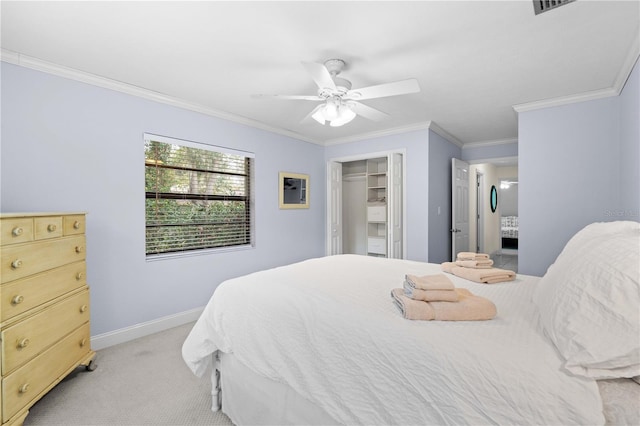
302, 61, 337, 92
344, 78, 420, 101
352, 101, 390, 122
252, 94, 323, 101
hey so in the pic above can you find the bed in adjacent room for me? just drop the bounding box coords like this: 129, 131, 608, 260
501, 215, 519, 249
182, 221, 639, 425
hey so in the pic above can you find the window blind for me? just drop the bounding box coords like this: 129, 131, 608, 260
144, 135, 254, 256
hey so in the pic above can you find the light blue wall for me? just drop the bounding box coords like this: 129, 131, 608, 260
620, 59, 640, 214
1, 63, 326, 335
518, 60, 639, 276
324, 130, 430, 261
428, 130, 462, 263
461, 140, 518, 162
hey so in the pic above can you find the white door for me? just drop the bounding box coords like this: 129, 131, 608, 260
389, 153, 403, 258
327, 161, 343, 255
476, 172, 484, 253
451, 158, 470, 260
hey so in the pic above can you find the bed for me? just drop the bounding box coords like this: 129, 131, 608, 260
501, 215, 518, 249
182, 221, 640, 425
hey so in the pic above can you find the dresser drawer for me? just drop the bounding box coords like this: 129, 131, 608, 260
1, 289, 90, 375
1, 261, 87, 323
2, 323, 91, 423
63, 215, 86, 236
34, 216, 63, 240
0, 218, 34, 247
0, 235, 85, 284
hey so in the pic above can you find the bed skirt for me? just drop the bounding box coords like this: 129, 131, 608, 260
218, 352, 338, 425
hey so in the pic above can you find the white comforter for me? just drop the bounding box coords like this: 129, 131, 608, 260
182, 255, 604, 425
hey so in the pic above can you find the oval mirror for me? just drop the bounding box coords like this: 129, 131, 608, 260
490, 185, 498, 213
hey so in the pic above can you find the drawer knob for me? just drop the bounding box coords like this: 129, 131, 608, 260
75, 246, 84, 254
17, 338, 29, 349
11, 259, 23, 269
11, 227, 23, 237
80, 304, 88, 313
73, 221, 81, 229
76, 272, 84, 280
47, 224, 57, 232
80, 338, 87, 347
11, 295, 24, 305
19, 383, 29, 394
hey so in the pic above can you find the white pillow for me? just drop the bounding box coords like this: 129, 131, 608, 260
533, 221, 640, 379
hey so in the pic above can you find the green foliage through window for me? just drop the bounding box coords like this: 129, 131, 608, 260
145, 137, 253, 256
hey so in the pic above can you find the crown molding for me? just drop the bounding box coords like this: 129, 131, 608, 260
428, 122, 464, 148
513, 87, 619, 113
323, 121, 433, 146
613, 29, 640, 94
514, 31, 640, 113
1, 49, 322, 146
462, 137, 518, 149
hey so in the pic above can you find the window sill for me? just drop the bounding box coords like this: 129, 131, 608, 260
145, 244, 254, 262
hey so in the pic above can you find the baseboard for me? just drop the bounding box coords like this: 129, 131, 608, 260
499, 248, 518, 255
90, 306, 204, 350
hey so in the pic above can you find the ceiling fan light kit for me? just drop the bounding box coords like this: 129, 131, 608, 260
254, 58, 420, 128
311, 97, 357, 127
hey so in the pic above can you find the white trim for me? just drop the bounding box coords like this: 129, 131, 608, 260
1, 49, 320, 146
467, 156, 518, 166
512, 87, 619, 113
514, 37, 640, 113
613, 33, 640, 94
326, 149, 408, 259
428, 122, 464, 148
323, 121, 464, 148
323, 122, 432, 146
90, 307, 203, 350
143, 132, 255, 158
463, 138, 518, 149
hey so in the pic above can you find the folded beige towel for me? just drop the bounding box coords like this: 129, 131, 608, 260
405, 273, 455, 291
441, 262, 455, 273
456, 252, 490, 261
455, 259, 494, 269
450, 266, 516, 284
390, 288, 496, 321
403, 281, 459, 302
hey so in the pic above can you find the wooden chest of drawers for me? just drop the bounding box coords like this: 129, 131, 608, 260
0, 213, 95, 426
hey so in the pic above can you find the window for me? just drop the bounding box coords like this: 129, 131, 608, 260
144, 134, 254, 257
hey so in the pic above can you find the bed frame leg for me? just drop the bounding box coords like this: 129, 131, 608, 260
211, 365, 221, 412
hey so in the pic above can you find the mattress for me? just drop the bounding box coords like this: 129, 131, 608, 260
183, 254, 606, 425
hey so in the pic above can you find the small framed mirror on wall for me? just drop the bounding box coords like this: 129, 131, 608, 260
490, 185, 498, 213
279, 172, 309, 209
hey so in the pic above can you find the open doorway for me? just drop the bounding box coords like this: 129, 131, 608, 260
466, 157, 518, 272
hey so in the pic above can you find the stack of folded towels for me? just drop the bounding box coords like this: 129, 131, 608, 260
390, 273, 496, 321
441, 252, 516, 284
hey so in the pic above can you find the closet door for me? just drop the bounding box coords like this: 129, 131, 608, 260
389, 153, 403, 259
328, 161, 342, 255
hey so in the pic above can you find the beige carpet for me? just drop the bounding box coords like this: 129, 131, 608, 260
23, 322, 234, 425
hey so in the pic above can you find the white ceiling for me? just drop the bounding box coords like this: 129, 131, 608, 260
2, 1, 639, 146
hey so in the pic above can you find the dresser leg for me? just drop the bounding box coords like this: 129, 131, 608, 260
80, 351, 97, 371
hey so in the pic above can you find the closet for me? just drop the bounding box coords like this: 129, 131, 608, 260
329, 153, 403, 259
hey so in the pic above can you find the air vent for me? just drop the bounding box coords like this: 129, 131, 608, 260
533, 0, 575, 15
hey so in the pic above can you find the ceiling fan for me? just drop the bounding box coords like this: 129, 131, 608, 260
253, 59, 421, 127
